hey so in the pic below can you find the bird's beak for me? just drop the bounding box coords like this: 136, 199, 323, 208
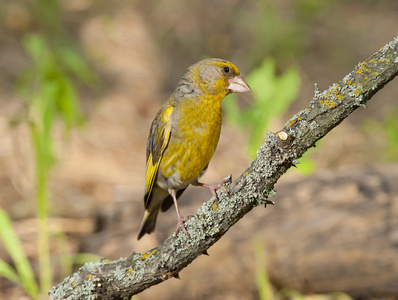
228, 75, 252, 93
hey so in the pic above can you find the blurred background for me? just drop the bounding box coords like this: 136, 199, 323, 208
0, 0, 397, 299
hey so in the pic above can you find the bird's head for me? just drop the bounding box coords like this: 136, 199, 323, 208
186, 58, 252, 101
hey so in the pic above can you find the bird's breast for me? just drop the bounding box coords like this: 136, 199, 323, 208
158, 97, 222, 189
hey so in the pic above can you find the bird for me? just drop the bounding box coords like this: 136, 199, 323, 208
137, 58, 251, 240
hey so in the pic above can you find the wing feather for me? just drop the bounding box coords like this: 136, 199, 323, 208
144, 105, 173, 206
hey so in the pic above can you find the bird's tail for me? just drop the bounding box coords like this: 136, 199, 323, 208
137, 185, 169, 240
137, 208, 159, 240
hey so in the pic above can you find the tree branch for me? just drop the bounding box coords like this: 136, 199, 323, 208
49, 37, 398, 299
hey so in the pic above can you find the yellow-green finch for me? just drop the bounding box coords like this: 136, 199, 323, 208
137, 58, 251, 240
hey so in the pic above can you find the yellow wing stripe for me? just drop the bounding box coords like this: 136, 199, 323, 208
144, 153, 158, 197
144, 105, 173, 202
161, 106, 173, 122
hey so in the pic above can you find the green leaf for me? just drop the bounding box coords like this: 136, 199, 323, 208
22, 34, 47, 67
0, 208, 39, 299
56, 77, 84, 129
0, 259, 20, 284
58, 47, 97, 85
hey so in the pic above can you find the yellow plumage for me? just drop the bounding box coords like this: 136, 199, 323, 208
138, 58, 251, 240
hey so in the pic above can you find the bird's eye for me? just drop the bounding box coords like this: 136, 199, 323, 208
223, 66, 230, 74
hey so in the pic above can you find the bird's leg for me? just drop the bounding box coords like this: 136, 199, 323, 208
170, 189, 193, 237
192, 175, 232, 201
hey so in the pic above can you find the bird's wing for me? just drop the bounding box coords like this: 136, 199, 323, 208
144, 105, 173, 206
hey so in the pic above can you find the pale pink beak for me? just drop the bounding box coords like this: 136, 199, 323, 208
228, 75, 252, 93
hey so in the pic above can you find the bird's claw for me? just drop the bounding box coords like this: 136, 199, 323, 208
174, 214, 194, 237
193, 175, 232, 201
208, 175, 232, 201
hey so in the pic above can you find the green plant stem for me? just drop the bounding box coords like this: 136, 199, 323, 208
254, 238, 273, 300
54, 232, 73, 280
37, 217, 51, 295
32, 125, 52, 296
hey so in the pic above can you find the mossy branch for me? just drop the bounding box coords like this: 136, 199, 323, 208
49, 37, 398, 299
